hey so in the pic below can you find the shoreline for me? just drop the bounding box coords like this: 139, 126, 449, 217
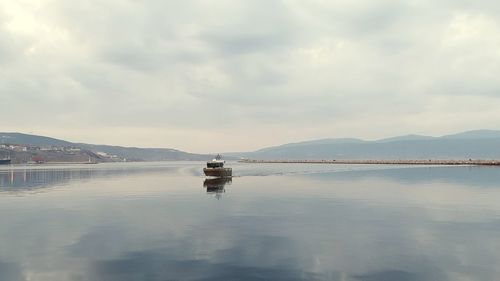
239, 159, 500, 166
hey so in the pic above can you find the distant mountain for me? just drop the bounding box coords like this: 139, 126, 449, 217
236, 130, 500, 160
283, 138, 365, 146
0, 132, 212, 161
5, 130, 500, 162
77, 143, 211, 161
0, 132, 72, 146
256, 138, 365, 153
376, 134, 435, 143
441, 130, 500, 139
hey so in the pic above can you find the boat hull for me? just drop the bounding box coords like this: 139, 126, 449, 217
0, 159, 11, 165
203, 167, 232, 178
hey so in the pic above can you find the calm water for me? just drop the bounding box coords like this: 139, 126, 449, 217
0, 162, 500, 281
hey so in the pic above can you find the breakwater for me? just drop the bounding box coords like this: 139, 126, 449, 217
239, 159, 500, 166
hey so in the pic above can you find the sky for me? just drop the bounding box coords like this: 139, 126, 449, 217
1, 0, 500, 153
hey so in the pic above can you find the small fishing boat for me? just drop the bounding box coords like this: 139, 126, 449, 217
203, 154, 232, 178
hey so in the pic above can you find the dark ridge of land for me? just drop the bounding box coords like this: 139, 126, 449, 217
239, 159, 500, 166
0, 132, 215, 162
228, 130, 500, 160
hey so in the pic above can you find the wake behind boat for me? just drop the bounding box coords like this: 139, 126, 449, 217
204, 154, 232, 178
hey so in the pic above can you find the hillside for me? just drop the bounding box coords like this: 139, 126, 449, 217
0, 132, 212, 162
234, 130, 500, 160
0, 133, 72, 146
77, 143, 211, 161
4, 130, 500, 163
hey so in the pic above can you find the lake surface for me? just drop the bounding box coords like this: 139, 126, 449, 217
0, 162, 499, 281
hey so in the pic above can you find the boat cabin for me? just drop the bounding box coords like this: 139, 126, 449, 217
207, 161, 224, 168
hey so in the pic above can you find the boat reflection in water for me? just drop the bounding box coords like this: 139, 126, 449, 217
203, 177, 232, 200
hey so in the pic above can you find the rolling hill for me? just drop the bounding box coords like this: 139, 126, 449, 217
0, 132, 212, 161
3, 130, 500, 162
233, 130, 500, 160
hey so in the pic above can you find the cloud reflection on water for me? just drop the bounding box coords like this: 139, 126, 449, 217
308, 165, 500, 188
87, 237, 325, 281
0, 164, 500, 280
0, 261, 24, 281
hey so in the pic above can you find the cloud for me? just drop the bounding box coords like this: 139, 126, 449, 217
1, 0, 500, 151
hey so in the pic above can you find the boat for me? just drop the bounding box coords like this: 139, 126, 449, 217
203, 154, 232, 178
0, 158, 11, 165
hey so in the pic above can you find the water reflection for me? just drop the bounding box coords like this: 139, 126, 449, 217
309, 165, 500, 188
0, 164, 499, 280
0, 169, 95, 190
352, 270, 446, 281
0, 261, 24, 281
0, 165, 178, 192
86, 241, 326, 281
203, 178, 232, 199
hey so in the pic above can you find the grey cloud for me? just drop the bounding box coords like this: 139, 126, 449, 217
0, 33, 16, 64
198, 2, 300, 56
2, 0, 500, 150
0, 14, 22, 65
436, 1, 500, 15
100, 47, 209, 72
201, 32, 292, 56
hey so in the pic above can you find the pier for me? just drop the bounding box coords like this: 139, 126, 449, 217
239, 159, 500, 166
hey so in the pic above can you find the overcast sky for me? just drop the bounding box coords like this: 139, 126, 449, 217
1, 0, 500, 152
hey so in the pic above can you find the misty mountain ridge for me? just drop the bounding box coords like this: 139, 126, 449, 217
2, 130, 500, 161
265, 130, 500, 147
256, 138, 366, 153
237, 129, 500, 160
375, 134, 436, 143
440, 130, 500, 139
